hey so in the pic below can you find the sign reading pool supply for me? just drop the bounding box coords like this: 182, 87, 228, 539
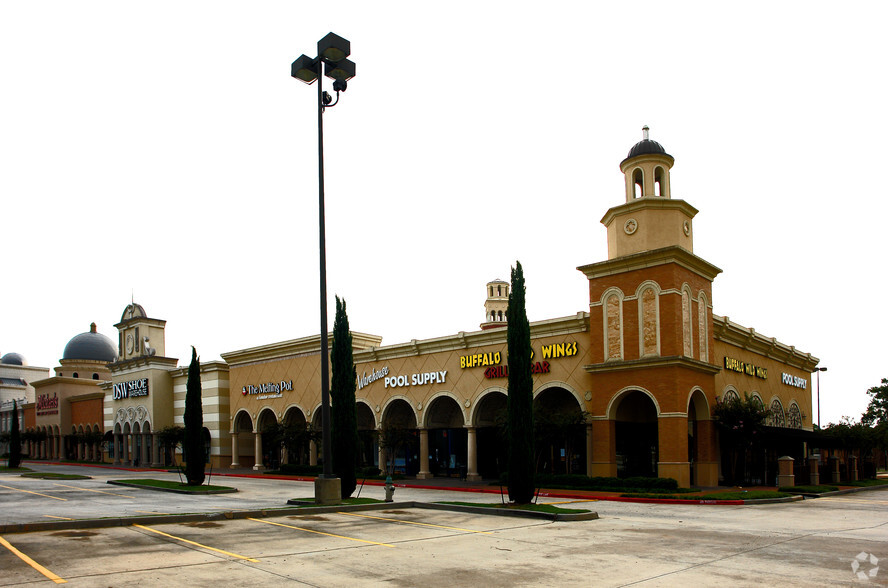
384, 371, 447, 389
782, 373, 807, 389
113, 378, 149, 400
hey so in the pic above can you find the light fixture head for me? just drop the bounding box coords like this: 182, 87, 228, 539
324, 58, 355, 82
318, 32, 350, 63
291, 54, 318, 84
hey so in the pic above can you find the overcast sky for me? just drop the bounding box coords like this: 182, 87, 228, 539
2, 1, 885, 426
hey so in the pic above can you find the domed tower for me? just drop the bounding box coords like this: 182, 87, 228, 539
57, 322, 117, 380
480, 279, 509, 330
601, 126, 698, 259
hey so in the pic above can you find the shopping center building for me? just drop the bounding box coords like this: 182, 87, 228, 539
219, 129, 819, 488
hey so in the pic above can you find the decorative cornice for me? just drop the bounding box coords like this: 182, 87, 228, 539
32, 377, 108, 389
599, 198, 699, 227
169, 360, 230, 378
114, 317, 167, 330
354, 313, 590, 364
108, 356, 179, 372
713, 314, 819, 371
584, 355, 721, 375
221, 332, 383, 367
577, 246, 723, 282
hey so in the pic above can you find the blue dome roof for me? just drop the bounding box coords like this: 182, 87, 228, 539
62, 323, 117, 363
1, 352, 27, 366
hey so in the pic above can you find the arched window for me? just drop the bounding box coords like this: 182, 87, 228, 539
750, 394, 764, 410
697, 293, 709, 362
639, 285, 660, 357
605, 291, 623, 361
788, 403, 802, 429
489, 286, 493, 297
654, 166, 666, 197
92, 373, 99, 380
681, 287, 693, 357
73, 373, 79, 378
633, 168, 643, 199
497, 285, 502, 296
768, 399, 786, 427
722, 389, 740, 404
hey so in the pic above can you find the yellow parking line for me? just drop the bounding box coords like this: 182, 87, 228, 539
43, 515, 74, 520
0, 535, 67, 584
0, 484, 66, 501
248, 517, 394, 547
52, 483, 130, 498
338, 511, 492, 534
134, 510, 170, 515
132, 524, 259, 562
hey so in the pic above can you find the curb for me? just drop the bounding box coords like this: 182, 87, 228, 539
0, 500, 598, 535
107, 480, 238, 495
799, 484, 888, 498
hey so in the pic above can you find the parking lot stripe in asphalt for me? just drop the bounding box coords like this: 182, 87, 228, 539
338, 511, 493, 534
0, 535, 67, 584
52, 483, 130, 498
43, 515, 74, 520
132, 524, 260, 562
0, 483, 66, 501
247, 517, 395, 547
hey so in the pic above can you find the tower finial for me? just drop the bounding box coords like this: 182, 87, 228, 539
642, 125, 650, 141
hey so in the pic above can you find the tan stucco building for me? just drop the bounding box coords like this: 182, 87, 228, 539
217, 129, 819, 488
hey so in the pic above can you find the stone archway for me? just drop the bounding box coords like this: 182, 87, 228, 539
356, 402, 377, 470
231, 410, 255, 469
613, 390, 659, 478
380, 398, 419, 476
423, 395, 466, 478
282, 406, 308, 466
472, 390, 508, 479
256, 408, 279, 471
534, 386, 586, 475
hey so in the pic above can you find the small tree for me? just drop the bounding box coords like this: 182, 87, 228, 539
713, 393, 770, 484
8, 400, 22, 468
156, 425, 184, 466
183, 347, 205, 485
331, 296, 358, 497
507, 261, 535, 504
379, 423, 414, 477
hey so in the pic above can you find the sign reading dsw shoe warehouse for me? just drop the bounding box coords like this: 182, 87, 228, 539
113, 378, 149, 400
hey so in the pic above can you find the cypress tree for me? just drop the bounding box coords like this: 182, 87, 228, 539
183, 346, 205, 486
331, 296, 358, 497
507, 261, 535, 503
8, 399, 22, 469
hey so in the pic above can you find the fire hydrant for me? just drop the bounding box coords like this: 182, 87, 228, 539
384, 476, 396, 502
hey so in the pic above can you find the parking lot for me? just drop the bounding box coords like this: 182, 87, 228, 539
2, 465, 887, 586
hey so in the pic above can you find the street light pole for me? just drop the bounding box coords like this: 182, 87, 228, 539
292, 33, 356, 503
814, 367, 827, 429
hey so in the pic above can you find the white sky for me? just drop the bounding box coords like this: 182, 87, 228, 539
2, 2, 885, 426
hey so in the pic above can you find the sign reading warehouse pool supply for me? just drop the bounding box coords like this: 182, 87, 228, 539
113, 378, 149, 400
385, 371, 447, 389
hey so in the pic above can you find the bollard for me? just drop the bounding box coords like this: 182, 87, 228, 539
808, 455, 820, 486
777, 456, 795, 488
849, 455, 859, 481
384, 475, 396, 502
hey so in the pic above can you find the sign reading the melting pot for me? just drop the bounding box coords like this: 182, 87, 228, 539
113, 378, 149, 400
242, 380, 293, 400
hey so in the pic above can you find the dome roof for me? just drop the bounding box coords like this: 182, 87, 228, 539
622, 125, 672, 164
1, 352, 27, 366
62, 323, 118, 363
120, 303, 147, 322
627, 138, 669, 159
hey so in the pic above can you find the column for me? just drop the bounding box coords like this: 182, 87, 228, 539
850, 455, 859, 481
151, 433, 160, 467
253, 431, 264, 471
777, 456, 795, 488
657, 415, 690, 488
416, 428, 431, 479
113, 434, 121, 465
808, 455, 820, 485
590, 418, 617, 477
694, 420, 719, 487
378, 443, 386, 476
124, 434, 132, 466
466, 426, 481, 482
310, 440, 318, 466
141, 433, 150, 467
586, 424, 594, 477
230, 432, 240, 468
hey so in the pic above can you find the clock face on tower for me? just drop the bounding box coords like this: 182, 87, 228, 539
125, 334, 134, 354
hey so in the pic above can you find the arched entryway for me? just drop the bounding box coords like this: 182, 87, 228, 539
534, 387, 586, 475
282, 406, 309, 465
424, 395, 466, 478
380, 399, 418, 476
356, 402, 377, 470
257, 408, 279, 470
231, 410, 255, 469
473, 390, 507, 479
613, 390, 659, 478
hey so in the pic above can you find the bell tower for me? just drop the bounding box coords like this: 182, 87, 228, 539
114, 302, 167, 361
601, 126, 698, 259
480, 279, 509, 330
